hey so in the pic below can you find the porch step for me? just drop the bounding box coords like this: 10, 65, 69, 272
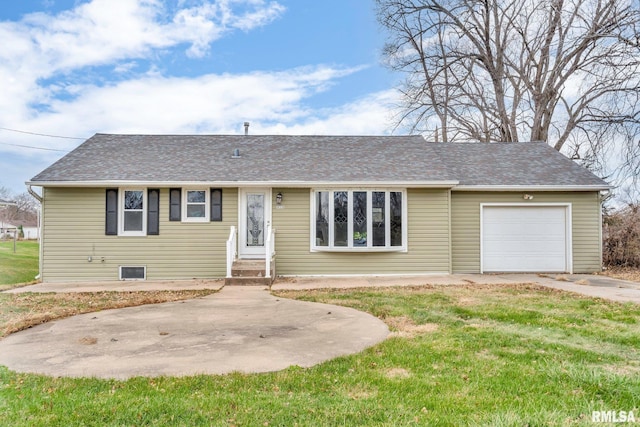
231, 260, 266, 277
225, 276, 273, 286
225, 259, 275, 286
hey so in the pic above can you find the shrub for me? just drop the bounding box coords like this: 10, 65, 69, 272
603, 204, 640, 267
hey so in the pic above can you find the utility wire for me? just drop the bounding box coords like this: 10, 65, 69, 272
0, 127, 85, 140
0, 141, 70, 153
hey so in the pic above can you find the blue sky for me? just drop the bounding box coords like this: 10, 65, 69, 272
0, 0, 401, 195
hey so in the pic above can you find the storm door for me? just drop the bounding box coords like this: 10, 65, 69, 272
238, 188, 271, 258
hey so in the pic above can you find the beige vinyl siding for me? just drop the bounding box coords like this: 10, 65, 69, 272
451, 191, 602, 273
272, 188, 450, 275
41, 187, 237, 282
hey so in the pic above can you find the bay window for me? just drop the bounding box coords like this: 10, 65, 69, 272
312, 190, 406, 251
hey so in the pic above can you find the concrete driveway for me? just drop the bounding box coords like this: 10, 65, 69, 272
0, 286, 389, 379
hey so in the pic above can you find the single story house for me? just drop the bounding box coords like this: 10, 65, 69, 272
9, 219, 39, 240
0, 222, 17, 240
27, 134, 610, 283
0, 220, 39, 240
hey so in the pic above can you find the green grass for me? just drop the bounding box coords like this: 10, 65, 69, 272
0, 241, 39, 287
1, 284, 639, 426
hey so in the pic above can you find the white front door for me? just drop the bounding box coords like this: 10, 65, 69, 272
238, 188, 271, 258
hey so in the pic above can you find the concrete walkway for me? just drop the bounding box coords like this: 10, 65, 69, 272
271, 274, 640, 304
0, 286, 388, 379
2, 278, 225, 293
525, 274, 640, 304
6, 273, 640, 303
1, 273, 638, 380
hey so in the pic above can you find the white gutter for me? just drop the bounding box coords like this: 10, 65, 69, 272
26, 181, 612, 192
26, 180, 461, 189
26, 185, 44, 282
452, 184, 612, 192
27, 185, 43, 203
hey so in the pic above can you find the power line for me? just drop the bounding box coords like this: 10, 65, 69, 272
0, 127, 85, 140
0, 141, 70, 153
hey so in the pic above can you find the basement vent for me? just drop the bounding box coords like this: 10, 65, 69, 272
119, 266, 146, 281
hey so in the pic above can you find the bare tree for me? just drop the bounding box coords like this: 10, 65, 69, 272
0, 191, 38, 224
0, 185, 12, 201
377, 0, 640, 179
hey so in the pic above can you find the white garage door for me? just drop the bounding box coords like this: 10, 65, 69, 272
482, 205, 569, 273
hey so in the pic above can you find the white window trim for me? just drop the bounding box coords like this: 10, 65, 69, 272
182, 189, 210, 222
310, 189, 408, 252
119, 188, 147, 237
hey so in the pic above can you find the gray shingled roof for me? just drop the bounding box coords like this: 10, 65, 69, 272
0, 198, 16, 206
429, 142, 609, 187
29, 134, 609, 189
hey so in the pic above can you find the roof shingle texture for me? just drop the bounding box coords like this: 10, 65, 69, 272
30, 134, 609, 188
429, 142, 608, 186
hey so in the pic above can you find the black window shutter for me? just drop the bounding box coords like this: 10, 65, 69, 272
105, 189, 118, 235
169, 188, 181, 221
147, 189, 160, 235
211, 189, 222, 221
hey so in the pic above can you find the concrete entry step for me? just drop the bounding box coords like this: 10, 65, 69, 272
226, 259, 274, 286
225, 276, 273, 286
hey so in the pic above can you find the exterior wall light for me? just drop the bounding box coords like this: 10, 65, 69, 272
276, 192, 283, 205
523, 194, 534, 200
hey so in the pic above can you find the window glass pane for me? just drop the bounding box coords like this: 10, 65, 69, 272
124, 211, 143, 231
333, 191, 348, 247
187, 190, 206, 203
121, 267, 145, 279
246, 194, 264, 247
211, 189, 222, 221
124, 191, 143, 210
372, 191, 386, 247
352, 191, 367, 247
315, 192, 329, 247
390, 192, 403, 246
187, 205, 206, 218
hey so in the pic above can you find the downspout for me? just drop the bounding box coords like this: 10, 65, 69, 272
27, 185, 43, 280
599, 190, 610, 271
448, 188, 453, 274
27, 185, 42, 203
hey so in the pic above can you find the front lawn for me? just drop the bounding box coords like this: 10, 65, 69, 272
0, 284, 638, 426
0, 240, 39, 288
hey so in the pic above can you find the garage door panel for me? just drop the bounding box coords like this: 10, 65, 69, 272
485, 240, 564, 253
482, 206, 569, 272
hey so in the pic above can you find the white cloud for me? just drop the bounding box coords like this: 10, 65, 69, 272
26, 66, 392, 137
0, 0, 287, 110
173, 1, 285, 57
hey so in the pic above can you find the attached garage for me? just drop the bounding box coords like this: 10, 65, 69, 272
481, 204, 571, 273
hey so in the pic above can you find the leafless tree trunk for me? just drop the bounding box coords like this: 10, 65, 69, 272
378, 0, 640, 180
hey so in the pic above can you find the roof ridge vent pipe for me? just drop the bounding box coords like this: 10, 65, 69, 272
232, 148, 241, 158
244, 122, 250, 135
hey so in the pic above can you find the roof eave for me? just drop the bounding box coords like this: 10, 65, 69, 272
453, 184, 612, 192
26, 180, 461, 189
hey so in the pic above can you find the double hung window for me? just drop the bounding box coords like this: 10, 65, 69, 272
313, 190, 405, 250
120, 189, 146, 236
183, 190, 209, 222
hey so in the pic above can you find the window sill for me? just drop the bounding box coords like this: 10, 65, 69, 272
311, 246, 407, 253
118, 232, 147, 237
181, 218, 209, 223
